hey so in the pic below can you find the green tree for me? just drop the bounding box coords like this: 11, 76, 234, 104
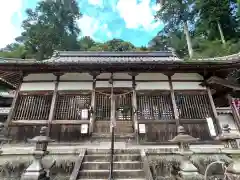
20, 0, 81, 60
156, 0, 195, 58
149, 30, 188, 58
195, 0, 239, 45
103, 39, 135, 51
0, 43, 28, 59
79, 36, 96, 50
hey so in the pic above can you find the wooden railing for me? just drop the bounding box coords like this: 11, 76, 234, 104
138, 119, 213, 144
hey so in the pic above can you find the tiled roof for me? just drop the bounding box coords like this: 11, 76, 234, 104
44, 51, 182, 63
0, 51, 240, 65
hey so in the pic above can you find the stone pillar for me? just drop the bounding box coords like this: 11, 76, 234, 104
169, 126, 203, 180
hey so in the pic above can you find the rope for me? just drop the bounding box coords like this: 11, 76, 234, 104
94, 90, 133, 97
204, 160, 232, 180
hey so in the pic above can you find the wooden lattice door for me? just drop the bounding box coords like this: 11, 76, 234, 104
95, 88, 133, 121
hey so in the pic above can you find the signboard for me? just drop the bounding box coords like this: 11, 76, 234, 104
206, 117, 217, 137
139, 124, 146, 134
81, 124, 88, 134
81, 109, 89, 120
0, 107, 10, 114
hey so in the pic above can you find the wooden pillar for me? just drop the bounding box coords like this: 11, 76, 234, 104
110, 73, 116, 131
227, 95, 240, 130
89, 75, 96, 134
4, 72, 24, 132
168, 75, 179, 126
89, 72, 99, 134
206, 87, 221, 134
131, 74, 138, 134
129, 72, 139, 143
47, 73, 61, 137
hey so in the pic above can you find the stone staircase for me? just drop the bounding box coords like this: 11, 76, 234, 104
77, 149, 145, 180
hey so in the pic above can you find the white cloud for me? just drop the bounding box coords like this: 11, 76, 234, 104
77, 15, 100, 39
0, 0, 24, 48
106, 31, 112, 39
116, 0, 162, 31
88, 0, 103, 6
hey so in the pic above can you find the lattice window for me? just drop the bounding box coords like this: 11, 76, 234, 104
116, 93, 132, 121
54, 93, 91, 120
95, 92, 111, 121
175, 91, 214, 119
13, 92, 52, 120
137, 91, 174, 120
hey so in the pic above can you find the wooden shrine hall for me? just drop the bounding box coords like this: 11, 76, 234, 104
0, 51, 239, 144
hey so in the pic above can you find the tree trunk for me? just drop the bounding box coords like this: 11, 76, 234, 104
217, 21, 226, 45
183, 20, 193, 58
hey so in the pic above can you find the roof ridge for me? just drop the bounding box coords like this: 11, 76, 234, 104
54, 50, 176, 58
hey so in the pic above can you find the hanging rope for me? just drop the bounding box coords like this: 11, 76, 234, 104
94, 89, 133, 97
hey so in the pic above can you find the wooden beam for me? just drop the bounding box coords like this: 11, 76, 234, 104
138, 119, 208, 124
10, 120, 48, 125
207, 87, 221, 134
47, 75, 60, 136
4, 72, 23, 131
51, 120, 90, 125
168, 76, 179, 126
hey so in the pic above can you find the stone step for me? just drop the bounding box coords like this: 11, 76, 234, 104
84, 154, 141, 162
78, 169, 145, 179
86, 149, 140, 155
78, 178, 146, 180
81, 161, 143, 170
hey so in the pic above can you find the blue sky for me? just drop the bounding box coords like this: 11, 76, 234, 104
0, 0, 163, 48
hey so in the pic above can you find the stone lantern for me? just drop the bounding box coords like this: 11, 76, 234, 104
21, 126, 55, 180
169, 126, 199, 151
217, 124, 240, 179
215, 124, 240, 149
0, 122, 10, 154
169, 126, 203, 180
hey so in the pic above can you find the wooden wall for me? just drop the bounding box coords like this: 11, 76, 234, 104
7, 72, 218, 143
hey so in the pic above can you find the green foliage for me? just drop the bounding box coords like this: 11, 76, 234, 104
195, 0, 239, 41
0, 43, 28, 59
150, 0, 240, 59
1, 0, 240, 61
193, 40, 240, 58
20, 0, 81, 60
155, 0, 195, 33
103, 39, 135, 51
79, 38, 136, 52
148, 30, 188, 57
